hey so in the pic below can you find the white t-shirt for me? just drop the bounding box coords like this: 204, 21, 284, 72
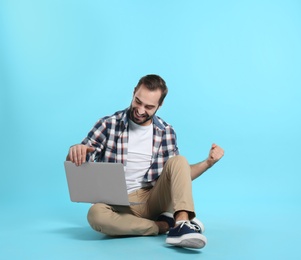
125, 119, 153, 194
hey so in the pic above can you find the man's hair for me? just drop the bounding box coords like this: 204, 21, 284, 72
134, 74, 168, 106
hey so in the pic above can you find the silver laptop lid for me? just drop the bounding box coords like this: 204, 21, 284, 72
64, 161, 130, 206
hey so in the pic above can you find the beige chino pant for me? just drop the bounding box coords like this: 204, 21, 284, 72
87, 155, 195, 236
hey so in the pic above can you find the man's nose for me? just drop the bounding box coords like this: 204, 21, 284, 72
137, 107, 145, 115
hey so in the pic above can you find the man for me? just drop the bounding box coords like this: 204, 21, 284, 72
66, 74, 224, 249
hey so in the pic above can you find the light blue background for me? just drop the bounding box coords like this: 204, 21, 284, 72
1, 1, 300, 259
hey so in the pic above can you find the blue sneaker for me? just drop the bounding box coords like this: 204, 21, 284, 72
157, 212, 175, 229
190, 217, 205, 233
166, 220, 207, 249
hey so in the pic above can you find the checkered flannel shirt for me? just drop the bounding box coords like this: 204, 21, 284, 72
81, 108, 179, 183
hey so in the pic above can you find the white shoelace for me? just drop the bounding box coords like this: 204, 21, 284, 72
175, 220, 201, 232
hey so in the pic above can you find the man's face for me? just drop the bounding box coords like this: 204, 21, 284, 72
129, 84, 162, 126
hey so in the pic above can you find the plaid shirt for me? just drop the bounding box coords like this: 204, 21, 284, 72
81, 108, 179, 183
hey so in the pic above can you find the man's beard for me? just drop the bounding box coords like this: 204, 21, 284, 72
129, 106, 154, 125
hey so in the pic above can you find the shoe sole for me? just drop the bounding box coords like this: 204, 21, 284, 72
166, 233, 207, 249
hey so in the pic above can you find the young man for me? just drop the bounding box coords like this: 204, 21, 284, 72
66, 74, 224, 249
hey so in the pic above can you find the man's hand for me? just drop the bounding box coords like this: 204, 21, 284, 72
66, 144, 95, 166
206, 143, 224, 168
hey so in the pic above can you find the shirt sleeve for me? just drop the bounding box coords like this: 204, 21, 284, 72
167, 125, 180, 157
81, 119, 108, 162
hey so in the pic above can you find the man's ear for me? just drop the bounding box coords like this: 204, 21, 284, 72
158, 101, 163, 109
133, 86, 138, 96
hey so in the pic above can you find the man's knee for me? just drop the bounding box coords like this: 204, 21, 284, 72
87, 203, 110, 231
166, 155, 189, 168
161, 155, 191, 180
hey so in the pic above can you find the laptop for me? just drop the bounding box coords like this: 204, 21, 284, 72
64, 161, 131, 206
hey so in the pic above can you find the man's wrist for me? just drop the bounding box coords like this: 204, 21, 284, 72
205, 158, 214, 168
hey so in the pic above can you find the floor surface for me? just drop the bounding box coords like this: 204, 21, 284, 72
1, 167, 300, 260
